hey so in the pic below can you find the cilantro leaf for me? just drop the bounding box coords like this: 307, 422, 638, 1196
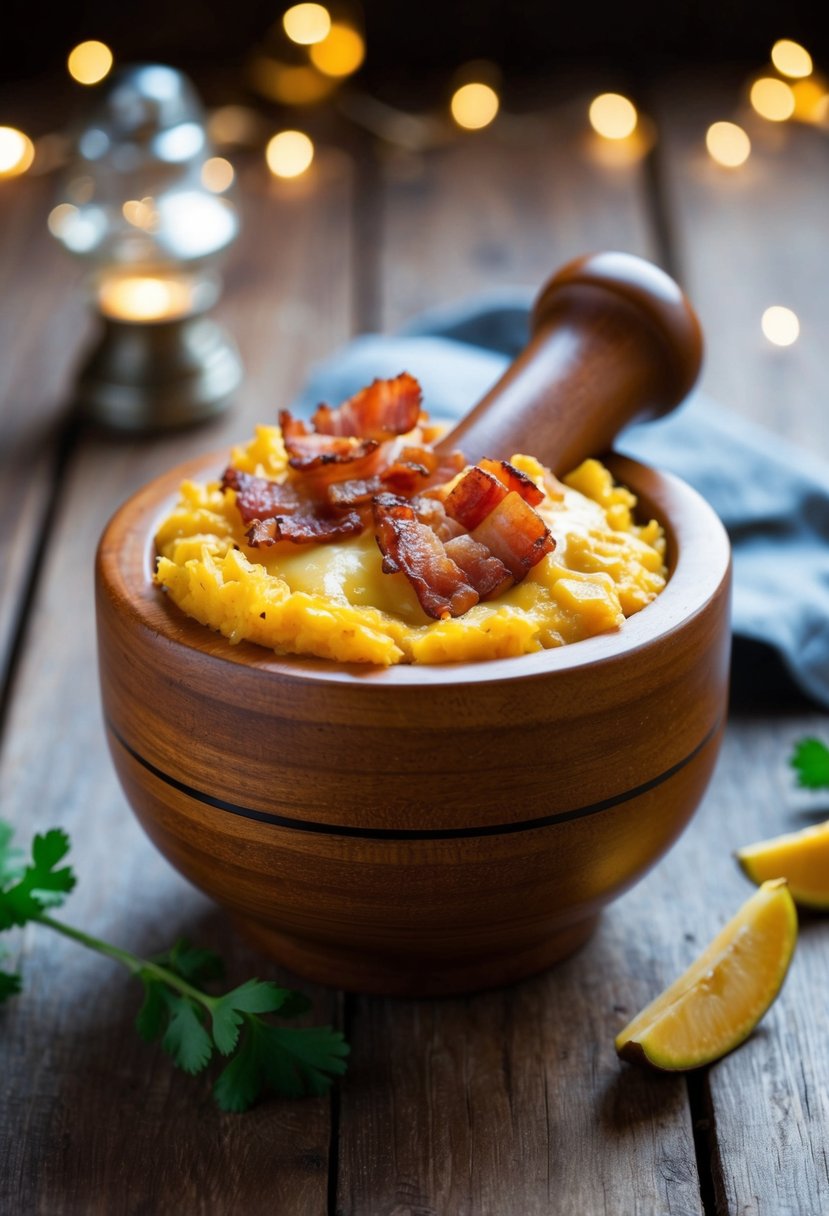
212, 979, 302, 1055
0, 829, 76, 930
160, 992, 214, 1075
791, 738, 829, 790
265, 1025, 350, 1098
136, 972, 169, 1042
274, 990, 313, 1018
0, 967, 22, 1002
0, 821, 350, 1111
213, 1021, 264, 1112
213, 1016, 349, 1111
154, 938, 224, 986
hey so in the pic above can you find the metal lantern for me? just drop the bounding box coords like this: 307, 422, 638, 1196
49, 64, 243, 432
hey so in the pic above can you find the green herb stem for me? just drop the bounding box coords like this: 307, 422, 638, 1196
35, 913, 216, 1009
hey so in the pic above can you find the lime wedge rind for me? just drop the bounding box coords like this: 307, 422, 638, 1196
616, 880, 797, 1072
736, 819, 829, 911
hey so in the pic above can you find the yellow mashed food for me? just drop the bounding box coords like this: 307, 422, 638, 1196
155, 425, 667, 666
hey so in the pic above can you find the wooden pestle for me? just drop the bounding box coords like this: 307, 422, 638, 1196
436, 251, 703, 475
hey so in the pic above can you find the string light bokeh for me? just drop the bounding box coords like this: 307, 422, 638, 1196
67, 40, 113, 86
0, 126, 34, 178
0, 15, 823, 352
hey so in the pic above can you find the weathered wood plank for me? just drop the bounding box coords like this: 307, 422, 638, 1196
651, 72, 829, 1216
0, 151, 354, 1216
654, 71, 829, 452
335, 105, 705, 1216
0, 175, 87, 688
378, 90, 656, 331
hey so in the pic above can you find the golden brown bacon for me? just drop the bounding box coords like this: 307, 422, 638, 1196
246, 512, 364, 547
443, 535, 513, 600
410, 496, 465, 543
279, 411, 380, 471
478, 458, 545, 507
312, 373, 422, 440
221, 468, 301, 524
470, 492, 555, 579
222, 373, 557, 612
223, 466, 364, 547
441, 465, 508, 531
373, 496, 479, 620
325, 448, 435, 509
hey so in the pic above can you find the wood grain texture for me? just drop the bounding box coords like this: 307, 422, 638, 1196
95, 318, 729, 997
2, 68, 827, 1216
441, 250, 703, 471
335, 105, 709, 1212
0, 152, 354, 1216
339, 934, 704, 1216
653, 74, 829, 1216
377, 94, 655, 331
0, 176, 87, 687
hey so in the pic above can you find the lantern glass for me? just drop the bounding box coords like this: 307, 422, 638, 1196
48, 65, 243, 430
50, 64, 238, 315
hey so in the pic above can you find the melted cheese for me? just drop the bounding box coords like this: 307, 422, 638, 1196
154, 428, 666, 666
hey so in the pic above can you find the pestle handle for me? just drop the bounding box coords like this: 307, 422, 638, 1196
436, 251, 703, 475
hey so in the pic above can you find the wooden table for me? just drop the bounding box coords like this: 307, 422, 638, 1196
2, 70, 828, 1215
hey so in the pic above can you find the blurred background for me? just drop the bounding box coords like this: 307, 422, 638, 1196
3, 1, 828, 126
2, 0, 828, 440
2, 1, 827, 93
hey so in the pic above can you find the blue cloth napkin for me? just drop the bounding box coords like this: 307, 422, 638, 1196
292, 292, 829, 710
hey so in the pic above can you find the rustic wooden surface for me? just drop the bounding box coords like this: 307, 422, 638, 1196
1, 69, 827, 1215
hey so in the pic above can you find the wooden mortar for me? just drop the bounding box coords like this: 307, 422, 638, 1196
96, 252, 729, 996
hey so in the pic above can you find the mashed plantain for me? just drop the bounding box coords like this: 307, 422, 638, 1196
154, 425, 666, 666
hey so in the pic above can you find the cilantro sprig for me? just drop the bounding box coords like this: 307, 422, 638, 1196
791, 738, 829, 791
0, 821, 348, 1112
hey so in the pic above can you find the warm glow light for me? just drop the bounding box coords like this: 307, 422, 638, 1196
98, 275, 195, 323
47, 203, 78, 237
771, 39, 813, 79
283, 3, 331, 45
67, 40, 113, 86
122, 197, 156, 229
589, 93, 638, 140
750, 77, 796, 121
266, 130, 314, 178
791, 77, 828, 123
250, 57, 334, 104
450, 82, 500, 130
705, 121, 751, 168
201, 157, 235, 192
761, 306, 800, 347
0, 126, 35, 178
309, 23, 365, 77
207, 106, 261, 147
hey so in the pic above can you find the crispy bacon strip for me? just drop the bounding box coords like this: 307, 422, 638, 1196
442, 465, 508, 531
422, 447, 467, 491
372, 496, 479, 620
471, 491, 555, 579
325, 477, 384, 509
246, 512, 364, 546
410, 496, 465, 542
221, 467, 301, 524
444, 534, 513, 600
312, 373, 422, 440
478, 458, 545, 507
226, 373, 558, 613
279, 410, 380, 471
326, 448, 436, 509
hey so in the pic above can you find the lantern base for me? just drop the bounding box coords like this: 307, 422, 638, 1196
74, 311, 243, 433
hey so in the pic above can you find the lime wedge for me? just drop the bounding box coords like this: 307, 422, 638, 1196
616, 880, 797, 1070
737, 820, 829, 910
